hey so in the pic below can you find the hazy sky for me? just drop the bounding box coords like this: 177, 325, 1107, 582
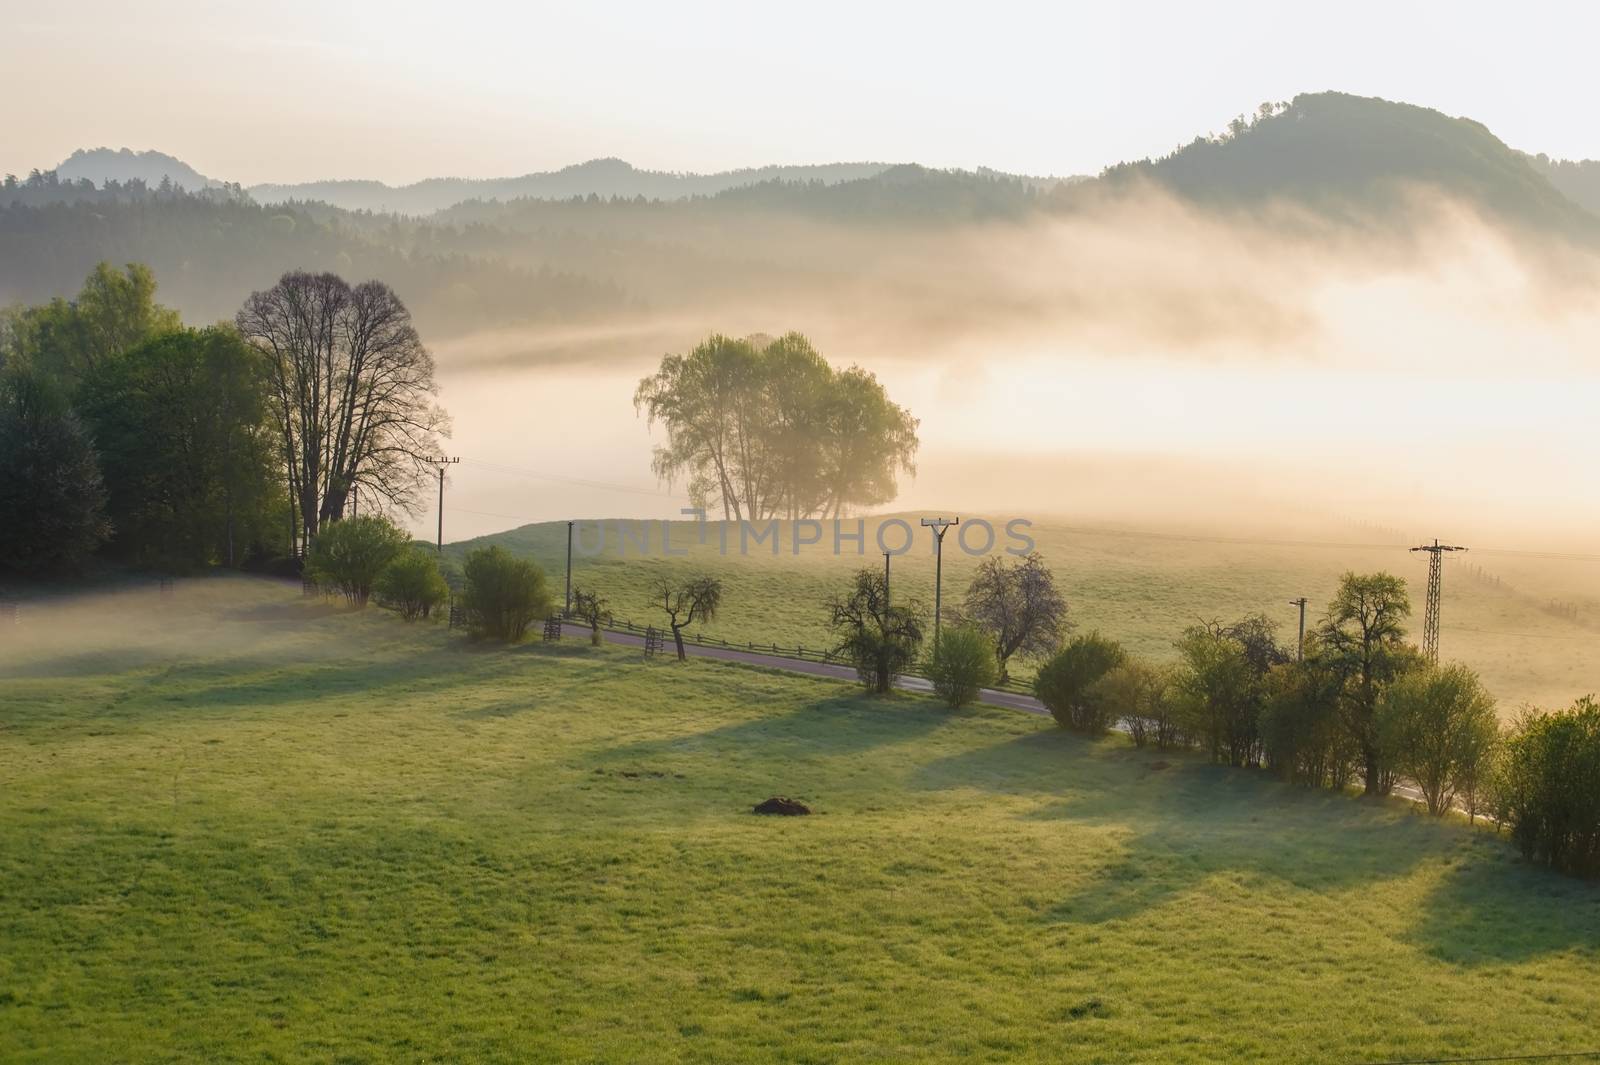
3, 0, 1595, 185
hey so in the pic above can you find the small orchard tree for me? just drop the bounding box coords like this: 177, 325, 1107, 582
961, 553, 1068, 683
827, 568, 924, 694
1034, 632, 1125, 734
304, 516, 411, 606
924, 623, 997, 709
571, 585, 611, 646
1378, 663, 1500, 817
462, 545, 552, 642
375, 547, 450, 621
655, 575, 723, 660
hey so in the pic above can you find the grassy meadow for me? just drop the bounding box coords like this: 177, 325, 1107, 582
452, 515, 1600, 713
4, 576, 1600, 1063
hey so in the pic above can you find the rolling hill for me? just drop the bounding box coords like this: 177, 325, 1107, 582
53, 147, 219, 192
1101, 92, 1599, 236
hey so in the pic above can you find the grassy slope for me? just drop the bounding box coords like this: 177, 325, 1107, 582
3, 577, 1599, 1063
451, 516, 1600, 713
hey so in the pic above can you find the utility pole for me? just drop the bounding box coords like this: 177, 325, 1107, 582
1410, 539, 1467, 663
1289, 597, 1308, 661
565, 520, 574, 617
920, 517, 959, 648
350, 484, 358, 519
883, 551, 891, 613
430, 456, 459, 552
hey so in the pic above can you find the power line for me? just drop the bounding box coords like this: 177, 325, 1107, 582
1412, 539, 1468, 663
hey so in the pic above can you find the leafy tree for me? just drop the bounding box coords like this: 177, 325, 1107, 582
236, 272, 448, 551
78, 326, 282, 570
827, 568, 924, 694
1097, 658, 1176, 749
305, 516, 411, 606
375, 548, 450, 621
1259, 647, 1356, 789
570, 585, 611, 645
961, 553, 1068, 683
1173, 615, 1288, 767
636, 332, 918, 520
924, 623, 997, 709
1377, 663, 1500, 816
1495, 697, 1600, 878
462, 545, 552, 642
1034, 632, 1125, 734
0, 263, 179, 387
1316, 572, 1415, 796
654, 575, 724, 660
0, 367, 109, 573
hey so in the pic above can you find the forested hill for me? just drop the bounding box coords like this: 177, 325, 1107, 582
1101, 92, 1599, 236
0, 187, 627, 337
5, 92, 1597, 343
247, 158, 899, 214
1521, 154, 1600, 216
55, 147, 219, 192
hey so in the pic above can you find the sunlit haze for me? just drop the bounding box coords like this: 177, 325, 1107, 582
4, 0, 1598, 183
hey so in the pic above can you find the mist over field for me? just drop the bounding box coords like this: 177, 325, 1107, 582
425, 183, 1600, 549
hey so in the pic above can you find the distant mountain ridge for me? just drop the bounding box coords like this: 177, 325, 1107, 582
54, 147, 219, 191
247, 158, 900, 213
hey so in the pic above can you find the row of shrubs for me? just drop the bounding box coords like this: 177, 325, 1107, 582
303, 516, 552, 641
824, 562, 1597, 880
1020, 592, 1600, 880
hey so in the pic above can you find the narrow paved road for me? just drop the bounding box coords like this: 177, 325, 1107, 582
559, 622, 1049, 716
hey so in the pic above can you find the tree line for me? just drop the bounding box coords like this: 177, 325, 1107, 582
0, 262, 448, 576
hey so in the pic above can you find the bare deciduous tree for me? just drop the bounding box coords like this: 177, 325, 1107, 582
236, 272, 447, 551
961, 553, 1068, 683
655, 575, 723, 660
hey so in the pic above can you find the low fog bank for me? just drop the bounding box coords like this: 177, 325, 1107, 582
0, 576, 355, 680
413, 186, 1599, 553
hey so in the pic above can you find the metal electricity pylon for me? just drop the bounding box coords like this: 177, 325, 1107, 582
1410, 539, 1467, 663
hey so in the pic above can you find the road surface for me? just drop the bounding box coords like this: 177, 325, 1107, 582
560, 622, 1049, 716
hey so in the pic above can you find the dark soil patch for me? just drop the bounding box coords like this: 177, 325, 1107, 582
753, 797, 811, 816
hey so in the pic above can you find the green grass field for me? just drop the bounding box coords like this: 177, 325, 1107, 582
452, 515, 1600, 714
4, 576, 1599, 1063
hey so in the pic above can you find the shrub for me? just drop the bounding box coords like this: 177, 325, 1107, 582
304, 516, 410, 606
1259, 654, 1356, 790
1034, 632, 1125, 734
1096, 658, 1174, 748
375, 548, 450, 621
463, 545, 551, 642
1495, 696, 1600, 878
925, 624, 998, 709
1377, 663, 1500, 817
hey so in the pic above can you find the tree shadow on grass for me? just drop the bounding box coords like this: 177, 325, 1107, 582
912, 727, 1459, 927
1406, 839, 1600, 965
597, 690, 954, 768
